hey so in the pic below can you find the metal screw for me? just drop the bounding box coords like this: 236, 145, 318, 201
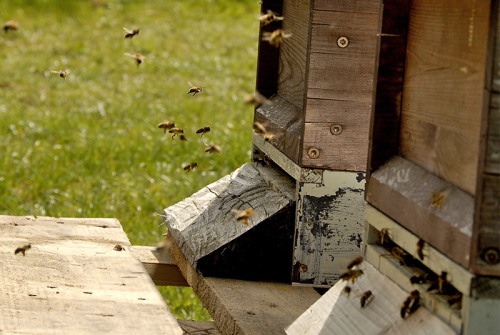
337, 36, 349, 48
481, 248, 500, 265
307, 147, 320, 159
299, 263, 308, 273
330, 124, 343, 135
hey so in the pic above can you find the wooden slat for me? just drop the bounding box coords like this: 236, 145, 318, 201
400, 0, 491, 195
165, 234, 321, 335
286, 261, 456, 335
131, 245, 188, 287
313, 0, 381, 13
0, 216, 183, 335
366, 156, 474, 269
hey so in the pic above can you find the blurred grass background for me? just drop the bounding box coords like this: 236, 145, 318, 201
0, 0, 259, 321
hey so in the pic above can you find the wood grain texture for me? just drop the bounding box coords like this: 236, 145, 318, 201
178, 320, 221, 335
313, 0, 380, 13
131, 245, 188, 287
166, 234, 321, 335
286, 261, 456, 335
400, 0, 491, 194
0, 216, 183, 335
366, 156, 474, 269
278, 0, 311, 109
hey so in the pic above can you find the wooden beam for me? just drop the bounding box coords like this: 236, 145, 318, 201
165, 234, 321, 335
131, 245, 188, 287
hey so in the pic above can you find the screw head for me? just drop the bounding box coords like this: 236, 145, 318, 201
299, 263, 308, 273
307, 147, 320, 159
330, 124, 343, 135
337, 36, 349, 48
481, 248, 500, 265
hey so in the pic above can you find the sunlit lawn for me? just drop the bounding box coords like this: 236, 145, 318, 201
0, 0, 259, 320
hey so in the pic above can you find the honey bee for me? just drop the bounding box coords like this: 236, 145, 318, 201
253, 121, 267, 134
51, 69, 68, 79
410, 273, 431, 285
262, 29, 292, 47
360, 290, 374, 308
233, 208, 255, 226
205, 144, 221, 154
447, 292, 463, 309
416, 239, 425, 260
244, 91, 272, 108
427, 271, 450, 294
157, 121, 175, 133
183, 162, 198, 172
401, 290, 420, 318
346, 256, 363, 270
259, 10, 284, 26
339, 269, 364, 283
431, 191, 447, 210
179, 134, 188, 141
196, 126, 211, 137
263, 133, 274, 142
113, 244, 125, 251
123, 27, 140, 39
124, 52, 145, 66
3, 20, 19, 33
187, 82, 203, 96
378, 228, 392, 246
15, 243, 31, 256
342, 285, 352, 297
389, 246, 411, 266
168, 127, 184, 139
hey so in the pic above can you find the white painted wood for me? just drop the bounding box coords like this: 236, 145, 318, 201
0, 215, 183, 335
286, 261, 457, 335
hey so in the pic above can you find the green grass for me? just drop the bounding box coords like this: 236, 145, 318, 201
0, 0, 259, 321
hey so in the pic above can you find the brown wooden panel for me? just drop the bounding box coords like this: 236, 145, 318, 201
366, 156, 474, 269
278, 0, 311, 109
487, 96, 500, 173
313, 0, 380, 13
400, 0, 491, 195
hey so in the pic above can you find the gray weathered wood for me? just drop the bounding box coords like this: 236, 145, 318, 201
286, 261, 456, 335
0, 216, 183, 335
178, 320, 221, 335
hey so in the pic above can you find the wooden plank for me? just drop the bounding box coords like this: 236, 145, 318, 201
131, 245, 188, 287
0, 216, 183, 335
313, 0, 381, 13
165, 234, 321, 335
366, 156, 474, 269
178, 320, 221, 335
278, 0, 311, 109
286, 261, 456, 335
400, 0, 491, 195
293, 170, 365, 287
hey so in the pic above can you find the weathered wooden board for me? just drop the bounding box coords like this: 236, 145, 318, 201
178, 320, 221, 335
313, 0, 381, 13
293, 170, 365, 287
286, 261, 456, 335
163, 163, 295, 282
400, 0, 491, 195
463, 277, 500, 335
366, 156, 474, 269
0, 216, 183, 335
166, 234, 321, 335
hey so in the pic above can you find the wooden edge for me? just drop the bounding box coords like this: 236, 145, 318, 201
131, 245, 188, 287
178, 320, 221, 335
364, 204, 473, 295
165, 233, 321, 335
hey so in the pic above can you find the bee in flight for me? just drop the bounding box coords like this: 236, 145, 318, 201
244, 91, 272, 108
157, 121, 176, 134
15, 243, 31, 256
262, 29, 292, 47
233, 208, 255, 226
168, 127, 184, 139
205, 144, 221, 154
360, 290, 374, 308
179, 134, 188, 141
196, 127, 211, 137
3, 20, 19, 33
183, 162, 198, 172
123, 27, 140, 39
339, 269, 364, 283
346, 256, 363, 270
187, 82, 203, 96
259, 10, 284, 26
124, 52, 145, 66
342, 285, 352, 297
401, 290, 420, 318
51, 69, 69, 79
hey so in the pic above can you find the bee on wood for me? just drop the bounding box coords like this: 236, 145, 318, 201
410, 273, 433, 285
187, 82, 203, 96
233, 208, 255, 226
168, 127, 184, 139
124, 52, 145, 66
205, 144, 221, 154
346, 256, 363, 270
15, 243, 31, 256
253, 121, 267, 134
262, 29, 292, 47
3, 20, 19, 33
416, 239, 425, 261
123, 27, 140, 39
157, 121, 175, 133
342, 285, 352, 297
378, 228, 392, 246
244, 91, 272, 108
447, 292, 463, 309
259, 10, 284, 26
51, 69, 68, 79
431, 191, 447, 210
196, 127, 210, 137
183, 162, 198, 172
339, 269, 364, 283
360, 290, 374, 308
113, 244, 125, 251
263, 133, 274, 142
401, 290, 420, 318
427, 271, 450, 294
389, 246, 411, 266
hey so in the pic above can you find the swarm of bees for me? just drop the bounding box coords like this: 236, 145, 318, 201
3, 20, 19, 33
15, 243, 31, 256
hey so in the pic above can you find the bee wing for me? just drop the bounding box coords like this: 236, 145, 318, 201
123, 27, 132, 33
